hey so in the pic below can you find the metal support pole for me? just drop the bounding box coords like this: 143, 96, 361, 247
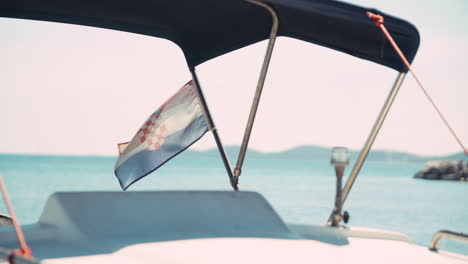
190, 68, 238, 191
327, 72, 406, 225
234, 0, 279, 183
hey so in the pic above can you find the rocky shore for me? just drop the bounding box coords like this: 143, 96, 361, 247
414, 160, 468, 181
0, 214, 12, 226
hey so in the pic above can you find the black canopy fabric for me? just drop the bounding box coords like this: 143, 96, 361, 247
1, 0, 419, 72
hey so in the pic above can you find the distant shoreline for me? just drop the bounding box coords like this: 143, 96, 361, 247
1, 145, 466, 163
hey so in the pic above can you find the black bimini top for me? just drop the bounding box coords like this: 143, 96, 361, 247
1, 0, 420, 72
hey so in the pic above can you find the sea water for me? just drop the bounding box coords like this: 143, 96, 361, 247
0, 153, 467, 255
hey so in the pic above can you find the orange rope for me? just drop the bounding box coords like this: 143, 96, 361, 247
366, 12, 468, 157
0, 175, 33, 262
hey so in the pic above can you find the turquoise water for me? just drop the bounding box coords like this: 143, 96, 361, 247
0, 153, 467, 255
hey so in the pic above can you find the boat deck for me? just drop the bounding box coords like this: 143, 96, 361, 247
0, 191, 466, 263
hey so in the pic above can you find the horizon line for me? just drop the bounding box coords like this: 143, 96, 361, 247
0, 144, 465, 159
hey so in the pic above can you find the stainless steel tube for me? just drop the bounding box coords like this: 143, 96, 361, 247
327, 72, 406, 225
190, 68, 238, 190
234, 0, 279, 182
429, 230, 468, 252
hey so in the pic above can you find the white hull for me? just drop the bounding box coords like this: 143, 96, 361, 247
1, 191, 466, 263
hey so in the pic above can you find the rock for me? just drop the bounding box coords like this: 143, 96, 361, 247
440, 171, 462, 181
414, 171, 424, 179
414, 160, 468, 181
462, 168, 468, 180
424, 173, 440, 180
0, 214, 12, 226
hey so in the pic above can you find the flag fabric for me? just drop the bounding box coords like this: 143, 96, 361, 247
117, 142, 129, 155
115, 80, 208, 190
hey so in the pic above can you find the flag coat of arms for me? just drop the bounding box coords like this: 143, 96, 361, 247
115, 81, 208, 190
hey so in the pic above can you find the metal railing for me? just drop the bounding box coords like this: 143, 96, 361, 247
429, 230, 468, 252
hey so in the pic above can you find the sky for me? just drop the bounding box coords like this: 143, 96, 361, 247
1, 0, 467, 157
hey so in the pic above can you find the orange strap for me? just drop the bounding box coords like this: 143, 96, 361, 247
0, 176, 33, 263
366, 12, 468, 157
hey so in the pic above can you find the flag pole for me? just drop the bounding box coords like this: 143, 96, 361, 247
190, 68, 239, 191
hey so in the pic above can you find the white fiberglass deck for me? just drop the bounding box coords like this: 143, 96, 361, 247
0, 191, 466, 263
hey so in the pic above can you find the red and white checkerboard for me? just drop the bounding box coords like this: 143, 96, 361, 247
136, 113, 168, 151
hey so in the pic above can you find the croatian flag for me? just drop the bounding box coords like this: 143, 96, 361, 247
115, 81, 208, 190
